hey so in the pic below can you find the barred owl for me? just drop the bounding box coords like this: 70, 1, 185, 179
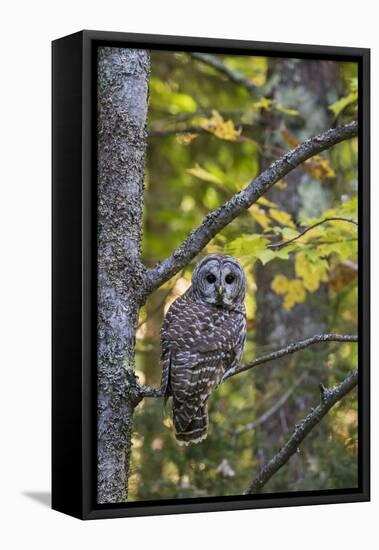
160, 254, 247, 445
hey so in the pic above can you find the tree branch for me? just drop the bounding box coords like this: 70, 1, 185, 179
148, 123, 255, 138
268, 217, 358, 250
138, 333, 357, 398
244, 368, 358, 494
190, 52, 258, 96
223, 333, 357, 381
143, 121, 358, 297
232, 374, 306, 441
149, 109, 255, 124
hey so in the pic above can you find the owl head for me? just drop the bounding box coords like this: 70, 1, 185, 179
191, 254, 246, 308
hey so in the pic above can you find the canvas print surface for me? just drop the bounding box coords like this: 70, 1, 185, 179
96, 47, 359, 505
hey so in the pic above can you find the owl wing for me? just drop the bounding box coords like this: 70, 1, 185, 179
160, 292, 246, 432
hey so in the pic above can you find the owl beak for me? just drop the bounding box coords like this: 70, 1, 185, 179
218, 285, 224, 297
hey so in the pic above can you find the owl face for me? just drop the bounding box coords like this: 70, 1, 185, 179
191, 254, 246, 308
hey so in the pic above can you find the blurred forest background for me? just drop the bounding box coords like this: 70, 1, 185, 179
129, 51, 358, 500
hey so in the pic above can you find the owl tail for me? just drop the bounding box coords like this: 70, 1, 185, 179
173, 400, 208, 446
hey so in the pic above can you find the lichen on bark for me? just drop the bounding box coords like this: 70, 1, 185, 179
97, 46, 150, 504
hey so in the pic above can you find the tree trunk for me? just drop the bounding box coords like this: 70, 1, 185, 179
254, 59, 340, 484
97, 47, 150, 504
257, 59, 340, 345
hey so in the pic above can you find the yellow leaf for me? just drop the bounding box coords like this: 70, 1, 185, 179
295, 253, 329, 293
304, 155, 336, 182
176, 132, 198, 145
269, 208, 296, 228
284, 279, 306, 309
199, 110, 241, 141
249, 204, 271, 229
281, 127, 300, 148
257, 196, 277, 207
272, 275, 307, 310
187, 164, 223, 184
303, 273, 320, 292
281, 127, 336, 182
163, 418, 173, 428
271, 274, 289, 294
250, 74, 266, 87
275, 180, 287, 190
295, 253, 309, 278
283, 294, 296, 310
275, 103, 300, 116
252, 97, 273, 111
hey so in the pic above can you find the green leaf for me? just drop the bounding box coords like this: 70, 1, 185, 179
282, 227, 300, 240
329, 92, 358, 117
269, 208, 296, 228
256, 249, 276, 265
275, 102, 300, 116
187, 164, 223, 184
274, 248, 291, 261
340, 195, 358, 219
226, 234, 269, 258
257, 196, 276, 207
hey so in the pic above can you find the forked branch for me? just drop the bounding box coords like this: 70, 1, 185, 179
245, 368, 358, 494
268, 216, 358, 250
143, 122, 358, 298
190, 52, 258, 96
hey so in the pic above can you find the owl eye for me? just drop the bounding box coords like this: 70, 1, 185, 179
225, 274, 235, 284
206, 273, 217, 283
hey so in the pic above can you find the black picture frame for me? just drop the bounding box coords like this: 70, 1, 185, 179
52, 30, 370, 520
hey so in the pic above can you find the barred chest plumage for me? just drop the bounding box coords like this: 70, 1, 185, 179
160, 254, 247, 445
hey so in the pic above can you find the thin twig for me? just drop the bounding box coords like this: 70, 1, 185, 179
148, 123, 257, 138
268, 217, 358, 250
222, 333, 358, 381
150, 109, 255, 124
138, 333, 357, 398
138, 385, 164, 398
190, 52, 258, 96
232, 374, 306, 439
245, 368, 358, 494
142, 122, 358, 298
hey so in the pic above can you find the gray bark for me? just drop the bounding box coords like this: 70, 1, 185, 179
256, 59, 341, 347
97, 47, 150, 504
253, 59, 340, 483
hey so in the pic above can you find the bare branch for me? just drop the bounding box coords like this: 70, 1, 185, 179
268, 217, 358, 250
232, 374, 306, 440
138, 384, 164, 398
190, 52, 258, 96
245, 368, 358, 494
138, 333, 357, 399
149, 109, 255, 124
223, 333, 357, 381
148, 123, 256, 138
143, 122, 358, 297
